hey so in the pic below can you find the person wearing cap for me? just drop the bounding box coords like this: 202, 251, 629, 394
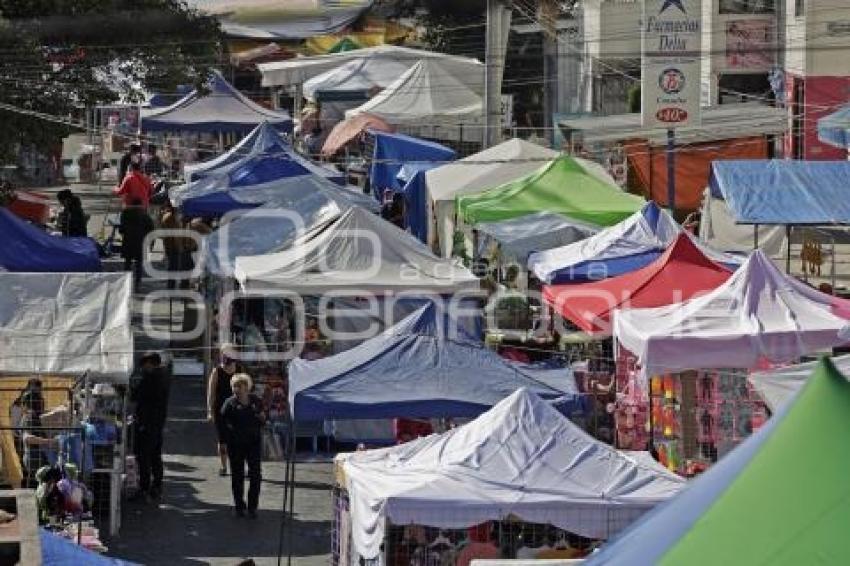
220, 373, 266, 518
207, 345, 238, 476
131, 352, 171, 502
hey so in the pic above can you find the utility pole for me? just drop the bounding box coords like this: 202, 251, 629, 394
483, 0, 512, 148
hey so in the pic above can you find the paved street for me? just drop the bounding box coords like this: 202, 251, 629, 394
38, 183, 335, 565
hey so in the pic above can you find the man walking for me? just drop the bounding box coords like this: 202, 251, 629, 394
131, 352, 170, 502
119, 197, 154, 287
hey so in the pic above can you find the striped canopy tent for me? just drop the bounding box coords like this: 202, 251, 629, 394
585, 357, 850, 565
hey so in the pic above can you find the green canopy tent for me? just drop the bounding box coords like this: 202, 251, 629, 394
585, 356, 850, 566
328, 37, 362, 54
456, 156, 644, 226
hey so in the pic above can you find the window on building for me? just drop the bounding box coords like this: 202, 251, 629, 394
795, 0, 805, 17
718, 0, 775, 14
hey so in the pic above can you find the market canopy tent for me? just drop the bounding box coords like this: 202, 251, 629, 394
183, 121, 320, 181
457, 156, 644, 228
320, 113, 393, 157
817, 104, 850, 149
303, 56, 411, 102
614, 251, 850, 375
235, 206, 479, 293
698, 187, 786, 256
0, 272, 132, 381
0, 208, 100, 272
341, 388, 685, 560
748, 354, 850, 411
141, 71, 292, 134
368, 130, 456, 198
530, 202, 743, 284
426, 138, 559, 257
709, 160, 850, 225
258, 45, 483, 92
346, 59, 484, 140
585, 357, 850, 566
397, 163, 439, 243
544, 234, 732, 335
289, 304, 580, 421
477, 212, 600, 264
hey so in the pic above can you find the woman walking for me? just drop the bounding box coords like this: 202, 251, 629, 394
220, 373, 266, 518
207, 345, 237, 476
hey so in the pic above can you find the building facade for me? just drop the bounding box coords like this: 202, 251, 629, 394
785, 0, 850, 159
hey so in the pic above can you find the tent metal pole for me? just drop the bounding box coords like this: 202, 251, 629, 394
753, 224, 759, 249
286, 426, 297, 566
277, 442, 291, 566
785, 226, 792, 273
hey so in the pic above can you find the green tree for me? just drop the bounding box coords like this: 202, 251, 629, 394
0, 1, 224, 161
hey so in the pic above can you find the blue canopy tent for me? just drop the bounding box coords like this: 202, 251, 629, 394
369, 130, 456, 201
173, 172, 375, 218
183, 121, 342, 184
529, 202, 741, 284
40, 529, 139, 565
817, 104, 850, 149
141, 71, 292, 134
288, 304, 580, 421
397, 162, 437, 243
0, 208, 101, 272
709, 160, 850, 225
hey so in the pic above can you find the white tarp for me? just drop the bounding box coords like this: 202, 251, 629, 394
303, 57, 412, 102
529, 202, 743, 284
0, 272, 133, 381
235, 206, 479, 293
258, 45, 483, 92
425, 139, 559, 257
699, 187, 786, 256
342, 389, 685, 559
476, 212, 599, 264
748, 355, 850, 411
613, 250, 850, 375
346, 59, 484, 128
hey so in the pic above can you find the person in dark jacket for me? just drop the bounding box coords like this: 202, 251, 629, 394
220, 373, 265, 518
131, 351, 171, 502
56, 189, 87, 237
118, 142, 142, 183
119, 197, 154, 286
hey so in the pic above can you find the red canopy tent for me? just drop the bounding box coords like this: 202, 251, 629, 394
543, 233, 732, 335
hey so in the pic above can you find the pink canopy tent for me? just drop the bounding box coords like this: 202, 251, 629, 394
613, 250, 850, 375
321, 113, 393, 157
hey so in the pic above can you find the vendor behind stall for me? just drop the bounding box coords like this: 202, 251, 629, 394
17, 379, 58, 487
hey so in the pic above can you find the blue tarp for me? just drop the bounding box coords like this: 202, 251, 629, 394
397, 163, 436, 243
141, 71, 292, 134
0, 208, 101, 272
174, 127, 349, 217
817, 105, 850, 149
40, 529, 139, 565
288, 304, 580, 421
369, 131, 456, 201
709, 160, 850, 225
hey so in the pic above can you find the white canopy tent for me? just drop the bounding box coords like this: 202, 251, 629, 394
340, 388, 685, 560
613, 251, 850, 376
425, 138, 560, 257
235, 206, 479, 293
0, 272, 133, 382
345, 59, 484, 142
748, 354, 850, 411
302, 57, 413, 102
258, 45, 483, 93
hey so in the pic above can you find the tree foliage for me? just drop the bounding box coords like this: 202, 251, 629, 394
0, 0, 224, 161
